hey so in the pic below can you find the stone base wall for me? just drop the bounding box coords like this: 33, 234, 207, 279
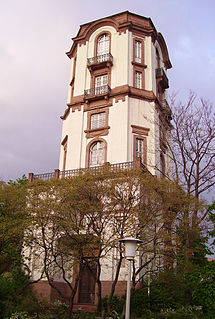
32, 280, 127, 312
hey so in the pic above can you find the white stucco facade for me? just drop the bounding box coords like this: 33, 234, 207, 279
25, 11, 173, 308
59, 11, 172, 179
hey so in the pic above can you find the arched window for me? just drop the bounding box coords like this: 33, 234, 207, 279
97, 34, 109, 56
89, 141, 105, 167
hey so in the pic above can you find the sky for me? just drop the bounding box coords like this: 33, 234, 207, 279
0, 0, 215, 182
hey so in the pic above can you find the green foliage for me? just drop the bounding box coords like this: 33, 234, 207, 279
8, 175, 28, 186
148, 271, 189, 312
70, 311, 97, 319
7, 312, 36, 319
0, 263, 36, 319
188, 262, 215, 318
135, 306, 203, 318
130, 266, 214, 319
207, 201, 215, 250
0, 177, 29, 267
131, 281, 149, 317
102, 295, 124, 316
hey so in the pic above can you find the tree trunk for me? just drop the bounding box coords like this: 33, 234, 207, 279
107, 254, 123, 315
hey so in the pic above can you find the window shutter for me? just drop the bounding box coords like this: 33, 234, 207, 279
98, 112, 105, 128
90, 112, 105, 129
91, 114, 98, 129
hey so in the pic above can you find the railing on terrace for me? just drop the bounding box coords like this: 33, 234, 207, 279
29, 159, 146, 182
87, 53, 113, 66
84, 85, 111, 98
33, 172, 55, 181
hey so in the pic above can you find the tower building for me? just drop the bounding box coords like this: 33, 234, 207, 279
59, 11, 172, 177
29, 11, 173, 311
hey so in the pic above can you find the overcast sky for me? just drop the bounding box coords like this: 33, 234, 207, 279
0, 0, 215, 182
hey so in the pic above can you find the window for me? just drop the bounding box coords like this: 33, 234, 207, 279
156, 48, 160, 68
89, 141, 105, 167
135, 71, 142, 89
85, 108, 109, 138
132, 125, 149, 166
97, 34, 109, 56
95, 74, 108, 87
135, 40, 141, 63
95, 74, 108, 94
61, 135, 68, 171
90, 112, 106, 130
136, 138, 143, 160
134, 136, 146, 164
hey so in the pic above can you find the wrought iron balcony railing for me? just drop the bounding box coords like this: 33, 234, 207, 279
84, 85, 111, 98
156, 67, 169, 89
87, 53, 113, 66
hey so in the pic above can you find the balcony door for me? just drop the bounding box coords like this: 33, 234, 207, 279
97, 34, 109, 56
95, 75, 108, 88
95, 75, 108, 95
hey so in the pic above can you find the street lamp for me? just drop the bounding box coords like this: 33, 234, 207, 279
119, 238, 143, 319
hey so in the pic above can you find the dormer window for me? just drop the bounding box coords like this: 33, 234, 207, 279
97, 34, 109, 55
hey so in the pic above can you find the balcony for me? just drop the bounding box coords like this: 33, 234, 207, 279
87, 53, 113, 66
87, 53, 113, 71
28, 160, 147, 182
84, 85, 111, 99
159, 99, 172, 121
156, 67, 169, 89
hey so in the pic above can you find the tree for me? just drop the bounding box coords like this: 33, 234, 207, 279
0, 176, 28, 269
169, 92, 215, 198
0, 176, 33, 318
162, 93, 215, 269
188, 261, 215, 318
207, 201, 215, 254
25, 168, 196, 317
2, 168, 204, 318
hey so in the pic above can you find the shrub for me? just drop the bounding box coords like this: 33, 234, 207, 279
102, 295, 124, 316
6, 312, 36, 319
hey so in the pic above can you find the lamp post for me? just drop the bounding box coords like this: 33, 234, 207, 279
119, 238, 143, 319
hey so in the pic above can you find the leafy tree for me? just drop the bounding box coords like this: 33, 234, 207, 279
0, 176, 32, 318
0, 176, 28, 268
8, 174, 28, 186
0, 169, 205, 318
24, 168, 199, 317
188, 261, 215, 318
